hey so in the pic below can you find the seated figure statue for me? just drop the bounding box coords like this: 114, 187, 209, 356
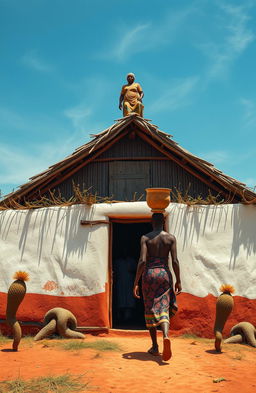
119, 73, 144, 117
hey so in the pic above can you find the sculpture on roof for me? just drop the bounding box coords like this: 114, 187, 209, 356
119, 73, 144, 117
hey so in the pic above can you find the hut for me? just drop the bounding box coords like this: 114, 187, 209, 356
2, 114, 256, 204
0, 114, 256, 337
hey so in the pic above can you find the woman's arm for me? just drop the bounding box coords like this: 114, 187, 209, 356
136, 83, 144, 102
170, 236, 182, 295
119, 93, 124, 110
133, 235, 147, 298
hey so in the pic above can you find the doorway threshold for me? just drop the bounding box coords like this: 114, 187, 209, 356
109, 328, 154, 337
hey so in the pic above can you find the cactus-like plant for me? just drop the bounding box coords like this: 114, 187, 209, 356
224, 322, 256, 347
214, 284, 235, 352
6, 271, 29, 351
34, 307, 85, 340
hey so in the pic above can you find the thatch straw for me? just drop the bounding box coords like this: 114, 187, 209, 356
0, 182, 246, 211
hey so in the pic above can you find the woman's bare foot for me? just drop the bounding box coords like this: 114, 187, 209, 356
147, 345, 160, 356
162, 338, 172, 361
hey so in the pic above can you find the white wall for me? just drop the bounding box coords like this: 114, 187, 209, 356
0, 202, 255, 299
0, 205, 109, 296
167, 203, 256, 298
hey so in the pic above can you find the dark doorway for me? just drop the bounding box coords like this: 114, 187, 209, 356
112, 221, 152, 329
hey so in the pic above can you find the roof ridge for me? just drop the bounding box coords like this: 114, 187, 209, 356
2, 116, 256, 203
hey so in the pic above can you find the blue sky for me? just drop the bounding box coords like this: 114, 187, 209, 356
1, 0, 256, 198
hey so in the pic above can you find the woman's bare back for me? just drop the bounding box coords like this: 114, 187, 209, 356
145, 230, 175, 259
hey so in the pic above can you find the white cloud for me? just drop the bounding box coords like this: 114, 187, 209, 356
0, 130, 90, 194
199, 2, 255, 79
244, 178, 256, 189
0, 109, 109, 197
64, 103, 109, 138
197, 149, 256, 187
112, 23, 150, 61
0, 106, 68, 136
64, 106, 92, 132
103, 6, 195, 61
0, 105, 95, 194
0, 143, 60, 185
221, 3, 254, 50
241, 98, 256, 127
148, 76, 199, 114
21, 50, 54, 72
0, 107, 27, 131
63, 75, 115, 133
198, 150, 230, 164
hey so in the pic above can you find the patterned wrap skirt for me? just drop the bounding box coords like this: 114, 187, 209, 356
142, 257, 178, 329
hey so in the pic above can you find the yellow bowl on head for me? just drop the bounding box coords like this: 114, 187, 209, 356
146, 188, 171, 213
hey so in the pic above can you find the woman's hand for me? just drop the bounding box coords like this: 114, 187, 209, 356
175, 282, 182, 295
133, 285, 140, 299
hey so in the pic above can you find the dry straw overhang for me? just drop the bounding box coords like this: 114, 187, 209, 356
2, 114, 256, 207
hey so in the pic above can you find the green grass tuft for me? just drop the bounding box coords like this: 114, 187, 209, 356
233, 354, 243, 360
0, 334, 10, 345
0, 334, 36, 348
180, 333, 199, 339
0, 374, 90, 393
60, 339, 121, 352
21, 335, 35, 347
213, 377, 226, 383
180, 333, 212, 344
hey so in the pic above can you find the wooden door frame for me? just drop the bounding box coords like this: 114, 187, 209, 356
108, 217, 152, 328
108, 220, 113, 328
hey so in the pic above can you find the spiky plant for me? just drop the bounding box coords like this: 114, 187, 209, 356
6, 271, 29, 351
214, 284, 235, 352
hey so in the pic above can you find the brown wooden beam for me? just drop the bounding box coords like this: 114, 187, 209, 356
80, 220, 110, 225
136, 130, 232, 199
30, 130, 130, 198
108, 222, 113, 328
93, 156, 168, 163
8, 122, 131, 202
134, 124, 240, 196
109, 218, 151, 223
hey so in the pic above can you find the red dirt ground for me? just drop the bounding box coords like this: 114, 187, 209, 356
0, 331, 255, 393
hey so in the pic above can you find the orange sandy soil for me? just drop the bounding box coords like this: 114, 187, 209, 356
0, 331, 255, 393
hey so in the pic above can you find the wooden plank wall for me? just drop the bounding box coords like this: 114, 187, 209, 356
54, 133, 219, 201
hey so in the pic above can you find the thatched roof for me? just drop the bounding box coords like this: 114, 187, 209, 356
2, 114, 256, 206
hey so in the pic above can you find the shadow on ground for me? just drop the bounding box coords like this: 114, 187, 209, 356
122, 351, 169, 366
